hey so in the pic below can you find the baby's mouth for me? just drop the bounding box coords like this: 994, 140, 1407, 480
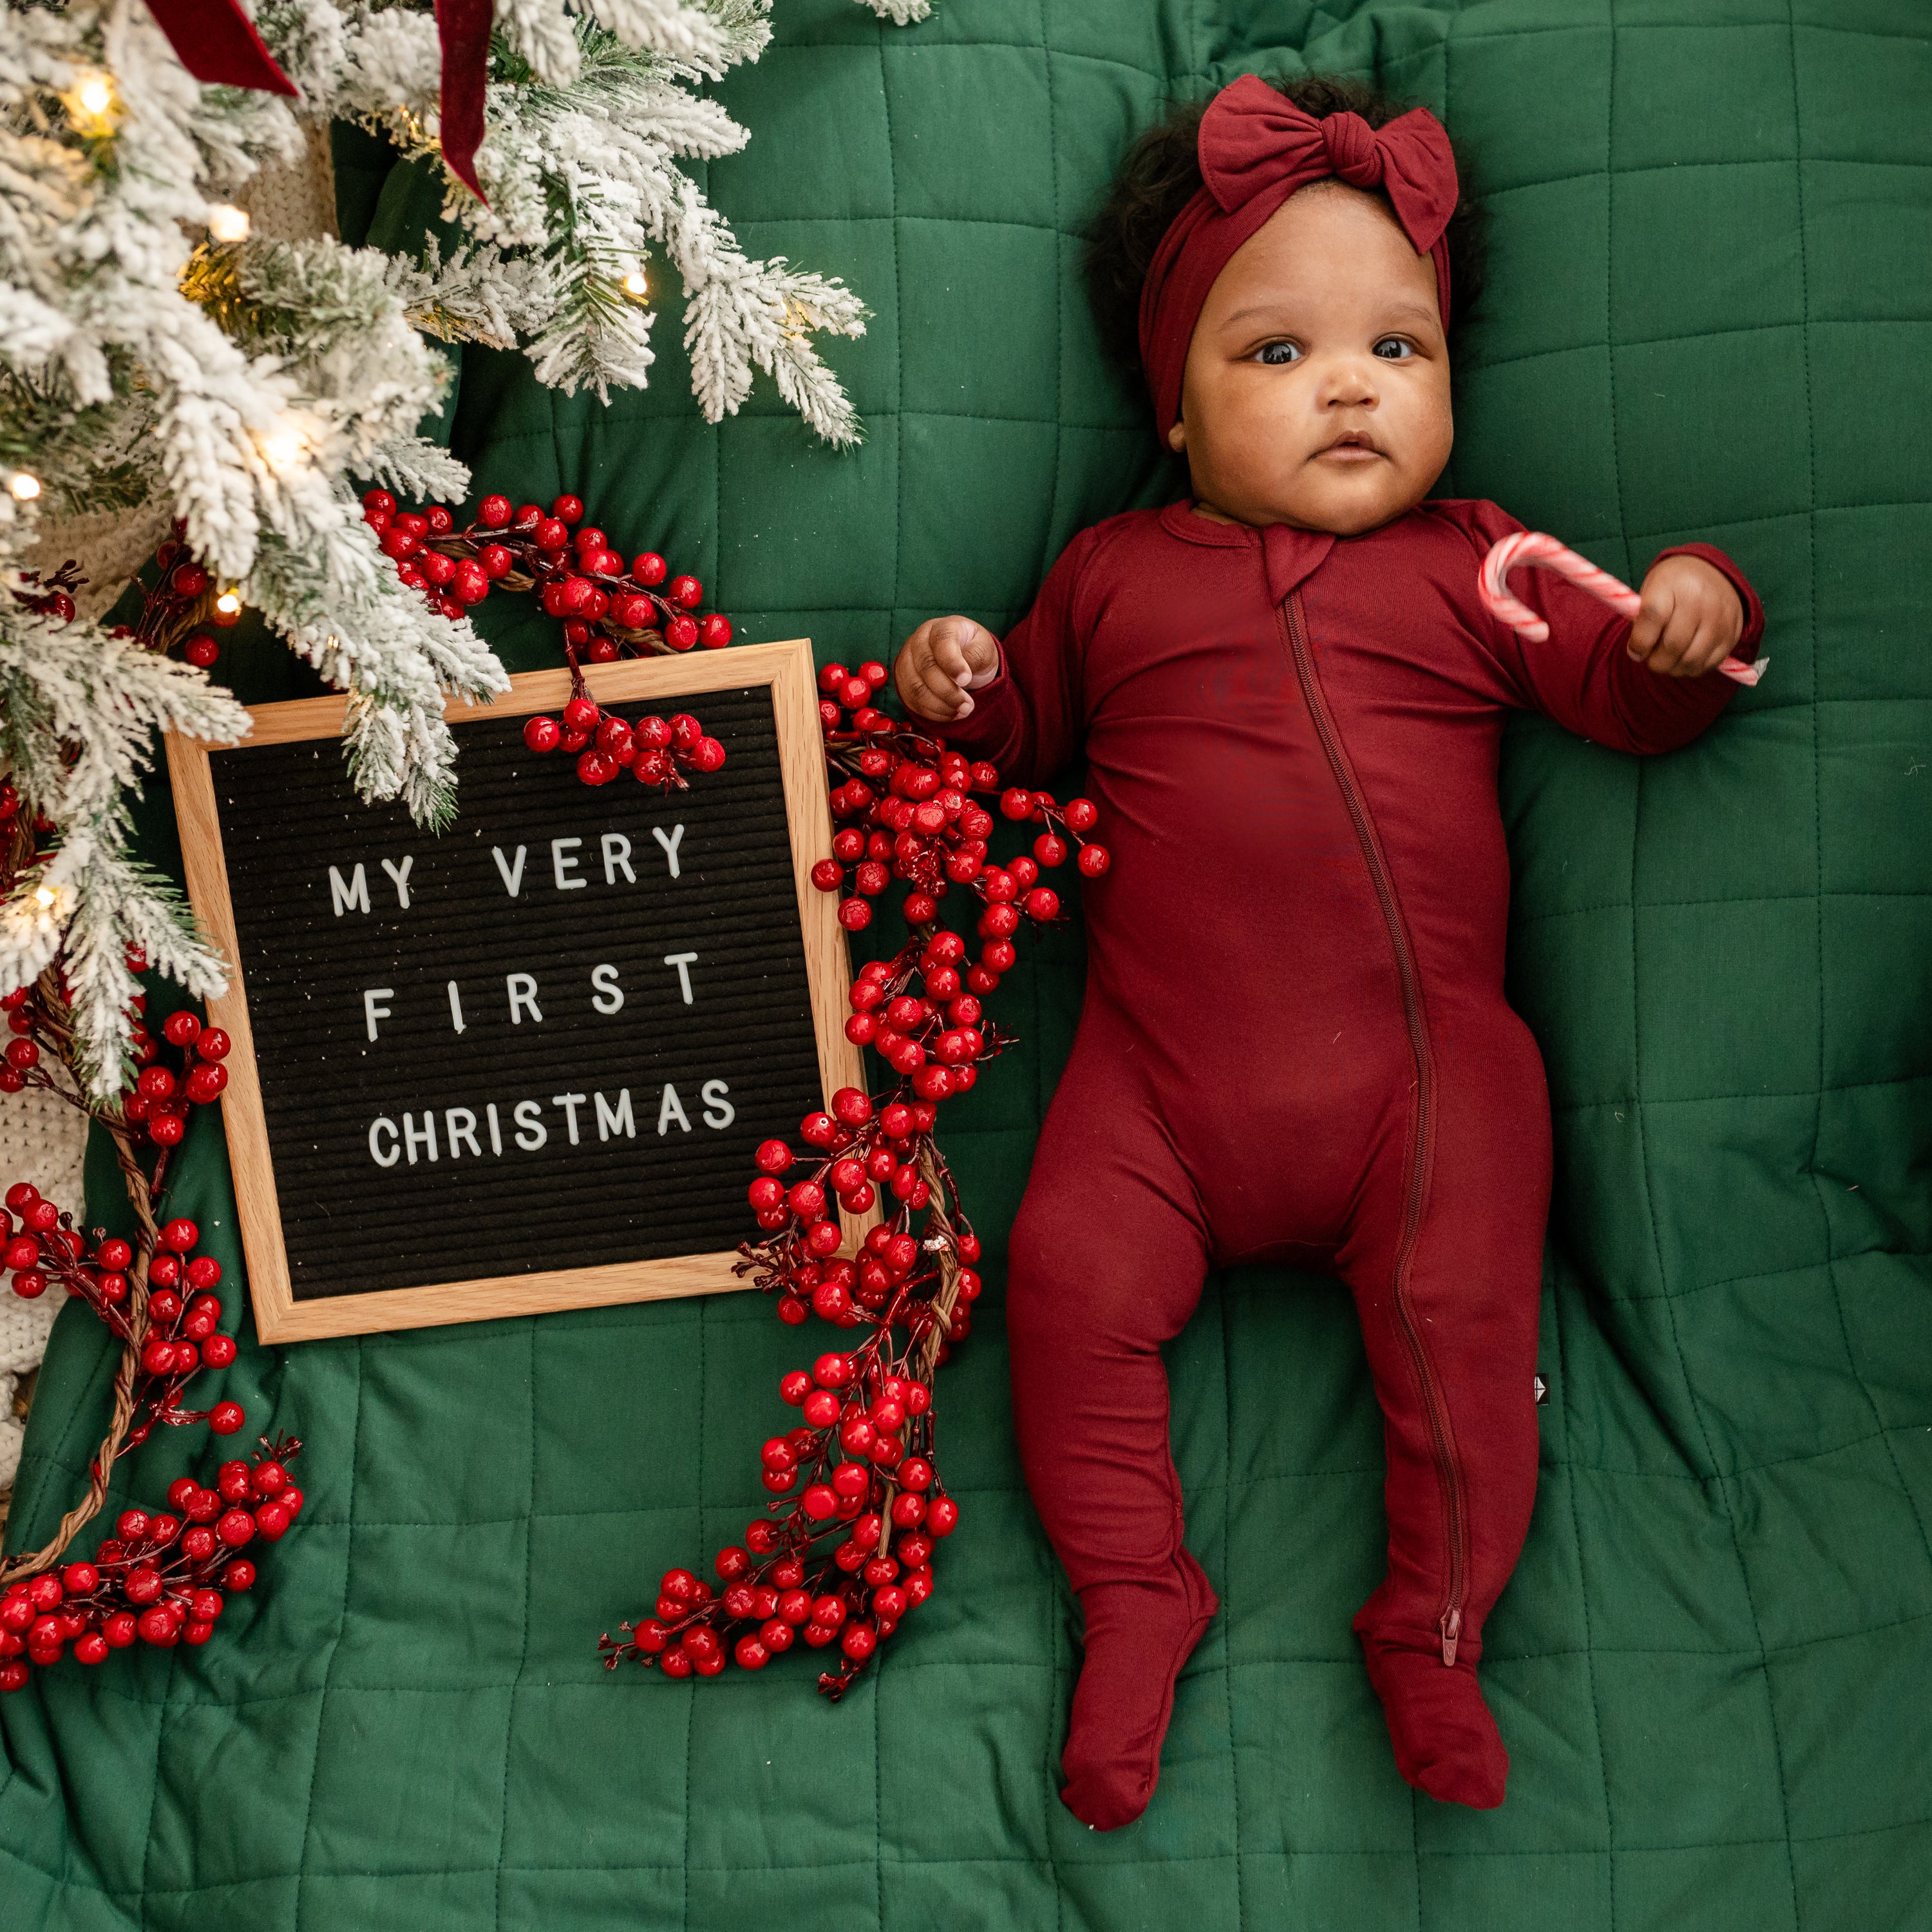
1314, 431, 1383, 464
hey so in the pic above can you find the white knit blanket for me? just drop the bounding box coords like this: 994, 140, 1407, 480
0, 1088, 86, 1491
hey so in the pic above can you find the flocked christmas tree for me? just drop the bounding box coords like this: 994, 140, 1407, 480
0, 0, 916, 1096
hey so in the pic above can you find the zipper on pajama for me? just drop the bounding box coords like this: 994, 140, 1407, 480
1279, 591, 1470, 1668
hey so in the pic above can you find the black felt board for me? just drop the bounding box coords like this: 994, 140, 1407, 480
208, 685, 821, 1300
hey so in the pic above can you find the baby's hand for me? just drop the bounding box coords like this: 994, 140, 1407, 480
893, 616, 1001, 721
1626, 556, 1746, 678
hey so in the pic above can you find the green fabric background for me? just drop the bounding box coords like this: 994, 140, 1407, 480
6, 1, 1931, 1925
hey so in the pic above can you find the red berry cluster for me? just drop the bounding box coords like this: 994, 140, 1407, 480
600, 1320, 964, 1698
117, 996, 230, 1148
361, 489, 732, 658
807, 658, 1110, 948
520, 700, 726, 791
3, 529, 229, 666
742, 1086, 984, 1345
0, 967, 231, 1138
1, 1189, 245, 1448
0, 1436, 301, 1692
6, 558, 82, 629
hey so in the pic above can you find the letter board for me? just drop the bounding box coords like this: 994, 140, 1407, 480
165, 638, 866, 1341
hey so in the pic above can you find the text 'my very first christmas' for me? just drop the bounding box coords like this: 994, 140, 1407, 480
329, 818, 735, 1168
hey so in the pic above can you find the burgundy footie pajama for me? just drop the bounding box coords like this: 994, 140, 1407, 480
939, 498, 1763, 1820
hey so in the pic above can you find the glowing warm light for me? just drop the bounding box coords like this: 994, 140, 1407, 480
216, 590, 242, 614
67, 70, 117, 133
623, 270, 648, 297
261, 421, 305, 466
33, 887, 55, 909
206, 204, 251, 242
8, 471, 41, 502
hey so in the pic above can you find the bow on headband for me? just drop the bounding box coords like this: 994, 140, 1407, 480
1136, 75, 1460, 443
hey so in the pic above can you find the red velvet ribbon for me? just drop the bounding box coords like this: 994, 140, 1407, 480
142, 0, 493, 204
433, 0, 493, 202
142, 0, 297, 95
1137, 75, 1459, 442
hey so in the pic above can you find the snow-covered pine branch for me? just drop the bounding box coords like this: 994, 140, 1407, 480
0, 601, 250, 1095
327, 10, 871, 435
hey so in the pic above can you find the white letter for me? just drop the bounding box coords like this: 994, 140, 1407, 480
402, 1112, 439, 1165
446, 1108, 482, 1159
330, 864, 370, 917
447, 981, 466, 1034
701, 1079, 735, 1130
492, 846, 527, 898
368, 1118, 400, 1168
591, 964, 623, 1016
486, 1103, 504, 1156
553, 1092, 588, 1144
664, 952, 698, 1005
380, 855, 414, 909
513, 1101, 547, 1151
601, 833, 635, 886
507, 974, 543, 1024
652, 824, 685, 879
657, 1084, 691, 1135
595, 1090, 635, 1141
363, 988, 394, 1042
553, 837, 585, 890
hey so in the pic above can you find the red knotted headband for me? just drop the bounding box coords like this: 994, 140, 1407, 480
1136, 75, 1460, 442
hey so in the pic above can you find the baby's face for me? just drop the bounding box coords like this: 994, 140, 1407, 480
1169, 183, 1454, 536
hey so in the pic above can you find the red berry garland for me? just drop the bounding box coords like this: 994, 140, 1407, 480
0, 1183, 296, 1695
600, 663, 1110, 1698
0, 663, 283, 1687
12, 501, 1113, 1710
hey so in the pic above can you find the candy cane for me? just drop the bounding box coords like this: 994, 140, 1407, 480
1479, 529, 1765, 687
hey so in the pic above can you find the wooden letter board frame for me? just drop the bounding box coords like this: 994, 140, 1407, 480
165, 638, 871, 1343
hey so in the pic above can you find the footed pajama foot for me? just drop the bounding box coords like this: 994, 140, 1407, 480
1059, 1548, 1219, 1830
1358, 1629, 1509, 1808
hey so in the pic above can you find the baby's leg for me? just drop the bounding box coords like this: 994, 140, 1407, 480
1007, 1066, 1218, 1831
1338, 1013, 1552, 1809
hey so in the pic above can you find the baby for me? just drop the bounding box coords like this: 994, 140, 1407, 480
892, 75, 1763, 1826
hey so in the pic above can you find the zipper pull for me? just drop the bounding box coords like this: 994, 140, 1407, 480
1439, 1606, 1461, 1668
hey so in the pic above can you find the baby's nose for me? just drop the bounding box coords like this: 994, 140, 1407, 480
1324, 362, 1379, 406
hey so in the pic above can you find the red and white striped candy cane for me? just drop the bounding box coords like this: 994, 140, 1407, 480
1479, 529, 1765, 687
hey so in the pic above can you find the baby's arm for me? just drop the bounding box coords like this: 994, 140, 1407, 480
889, 525, 1103, 787
1466, 507, 1766, 756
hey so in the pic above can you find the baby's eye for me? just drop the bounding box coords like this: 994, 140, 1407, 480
1372, 337, 1416, 361
1255, 341, 1302, 366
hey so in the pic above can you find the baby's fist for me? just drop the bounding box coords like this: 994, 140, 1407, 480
894, 616, 1001, 721
1626, 556, 1746, 678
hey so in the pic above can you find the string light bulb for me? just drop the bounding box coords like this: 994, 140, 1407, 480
33, 886, 55, 909
623, 270, 649, 298
215, 589, 242, 616
8, 471, 41, 502
66, 69, 117, 135
206, 204, 251, 243
261, 419, 305, 468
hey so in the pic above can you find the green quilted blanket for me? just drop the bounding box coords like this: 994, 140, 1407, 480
6, 3, 1930, 1926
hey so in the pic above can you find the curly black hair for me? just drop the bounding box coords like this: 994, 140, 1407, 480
1083, 73, 1488, 385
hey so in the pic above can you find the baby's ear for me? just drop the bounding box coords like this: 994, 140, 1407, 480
1166, 417, 1187, 453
